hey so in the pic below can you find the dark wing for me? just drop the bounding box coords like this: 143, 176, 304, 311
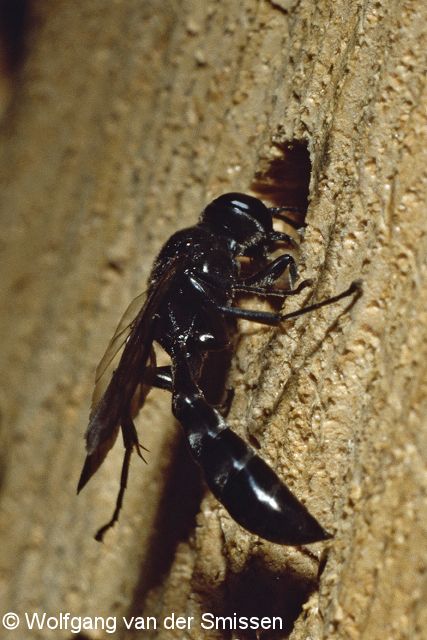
78, 259, 183, 492
91, 290, 149, 411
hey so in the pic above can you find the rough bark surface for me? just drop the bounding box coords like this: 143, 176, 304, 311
0, 1, 425, 639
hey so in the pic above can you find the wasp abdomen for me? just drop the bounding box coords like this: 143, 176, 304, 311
173, 390, 331, 545
215, 447, 332, 545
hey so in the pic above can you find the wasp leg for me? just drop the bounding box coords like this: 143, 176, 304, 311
187, 273, 283, 326
217, 281, 360, 326
218, 305, 281, 325
188, 273, 360, 328
279, 279, 363, 322
269, 206, 306, 229
94, 415, 137, 542
216, 387, 235, 416
144, 365, 173, 391
233, 279, 312, 299
268, 231, 299, 249
239, 254, 299, 287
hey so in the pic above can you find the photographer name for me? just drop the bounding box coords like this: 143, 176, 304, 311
14, 611, 283, 634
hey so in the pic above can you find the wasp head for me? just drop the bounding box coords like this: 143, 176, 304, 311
199, 193, 277, 257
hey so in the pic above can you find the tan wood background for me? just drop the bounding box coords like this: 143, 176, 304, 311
0, 1, 425, 639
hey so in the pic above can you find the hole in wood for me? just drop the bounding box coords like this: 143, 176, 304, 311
251, 140, 311, 226
198, 557, 320, 639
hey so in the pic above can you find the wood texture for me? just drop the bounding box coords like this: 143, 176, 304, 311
0, 1, 425, 639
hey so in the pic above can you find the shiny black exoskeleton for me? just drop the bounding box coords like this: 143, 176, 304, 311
78, 193, 360, 543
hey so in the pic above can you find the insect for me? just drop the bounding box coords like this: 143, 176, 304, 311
78, 193, 361, 544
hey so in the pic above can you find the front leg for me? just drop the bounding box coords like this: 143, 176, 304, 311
240, 254, 298, 287
236, 254, 314, 299
187, 272, 360, 329
269, 206, 306, 229
233, 278, 313, 300
219, 280, 361, 326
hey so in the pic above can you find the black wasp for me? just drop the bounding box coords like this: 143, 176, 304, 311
78, 193, 360, 544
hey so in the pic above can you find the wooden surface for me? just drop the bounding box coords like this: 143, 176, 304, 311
0, 1, 425, 639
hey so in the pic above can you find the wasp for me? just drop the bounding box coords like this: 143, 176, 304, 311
78, 193, 360, 544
